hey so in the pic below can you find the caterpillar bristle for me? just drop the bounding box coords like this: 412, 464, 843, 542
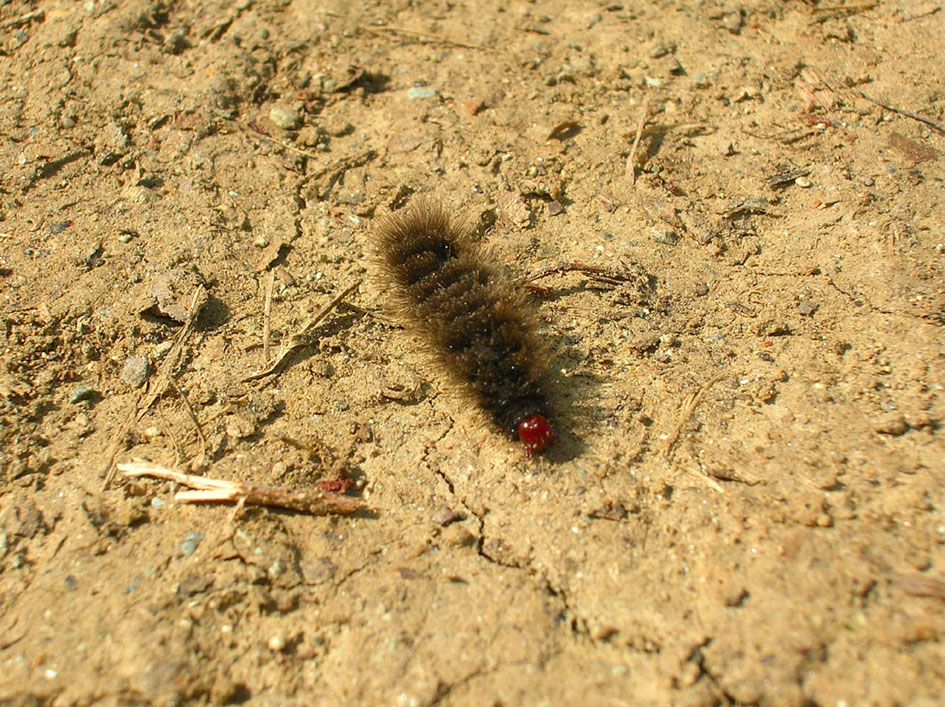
374, 198, 554, 457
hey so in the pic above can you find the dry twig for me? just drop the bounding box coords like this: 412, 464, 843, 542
118, 461, 360, 515
626, 97, 651, 184
249, 130, 327, 159
523, 261, 643, 288
859, 92, 945, 134
167, 376, 208, 460
663, 373, 727, 460
137, 286, 207, 419
358, 23, 487, 51
263, 270, 276, 364
0, 9, 44, 29
896, 573, 945, 601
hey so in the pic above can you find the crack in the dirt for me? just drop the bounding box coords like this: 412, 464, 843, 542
675, 637, 732, 701
429, 657, 542, 706
417, 414, 634, 654
321, 420, 459, 597
827, 276, 941, 326
422, 412, 458, 495
327, 558, 375, 595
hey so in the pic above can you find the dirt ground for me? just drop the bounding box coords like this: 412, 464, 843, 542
2, 0, 944, 704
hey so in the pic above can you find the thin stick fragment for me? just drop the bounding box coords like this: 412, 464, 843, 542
663, 373, 727, 459
896, 573, 945, 601
626, 97, 651, 184
358, 23, 487, 51
859, 92, 945, 134
523, 261, 641, 287
811, 2, 877, 13
263, 270, 276, 364
167, 377, 208, 460
100, 395, 141, 489
137, 286, 206, 421
306, 149, 378, 201
0, 10, 44, 29
118, 461, 360, 515
156, 399, 184, 465
104, 286, 206, 488
250, 130, 326, 159
242, 280, 361, 382
338, 300, 400, 327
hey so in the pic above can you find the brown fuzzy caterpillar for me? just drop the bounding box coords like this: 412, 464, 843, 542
374, 199, 554, 457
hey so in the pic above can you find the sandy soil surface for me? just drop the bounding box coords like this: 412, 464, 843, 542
2, 0, 944, 704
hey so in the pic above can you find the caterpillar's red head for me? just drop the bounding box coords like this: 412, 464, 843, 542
516, 414, 554, 458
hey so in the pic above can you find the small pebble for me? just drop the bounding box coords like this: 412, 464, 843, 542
269, 105, 302, 130
268, 635, 287, 652
120, 356, 149, 388
460, 98, 485, 115
431, 505, 464, 527
592, 624, 620, 641
547, 200, 563, 216
797, 300, 819, 316
723, 585, 749, 607
225, 415, 256, 439
650, 227, 678, 245
407, 87, 437, 100
649, 41, 676, 58
659, 333, 680, 348
874, 413, 908, 436
862, 176, 874, 186
164, 29, 188, 54
691, 72, 710, 88
325, 120, 354, 136
440, 524, 477, 548
179, 532, 204, 556
662, 56, 684, 75
721, 10, 743, 33
795, 176, 811, 188
69, 384, 95, 404
733, 86, 755, 102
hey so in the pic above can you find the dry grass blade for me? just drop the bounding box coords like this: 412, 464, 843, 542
626, 97, 651, 185
896, 573, 945, 601
664, 373, 727, 460
102, 286, 207, 488
242, 280, 361, 382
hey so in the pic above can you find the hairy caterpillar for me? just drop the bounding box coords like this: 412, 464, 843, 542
374, 199, 554, 457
